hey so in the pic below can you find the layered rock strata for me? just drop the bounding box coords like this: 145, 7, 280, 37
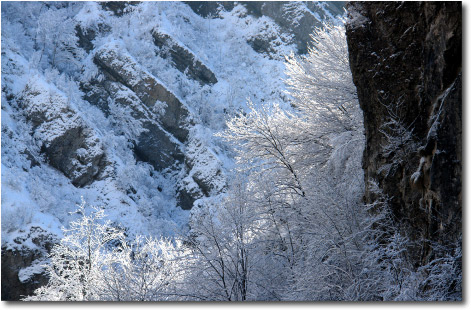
87, 43, 223, 209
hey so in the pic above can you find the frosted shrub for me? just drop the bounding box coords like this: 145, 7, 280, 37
108, 97, 148, 143
98, 236, 185, 301
24, 199, 125, 301
1, 198, 33, 235
25, 199, 184, 301
416, 239, 462, 301
183, 178, 283, 301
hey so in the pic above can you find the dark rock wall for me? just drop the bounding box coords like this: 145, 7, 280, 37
1, 249, 47, 301
345, 2, 461, 265
1, 227, 57, 301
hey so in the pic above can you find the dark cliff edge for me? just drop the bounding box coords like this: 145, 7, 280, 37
346, 0, 461, 275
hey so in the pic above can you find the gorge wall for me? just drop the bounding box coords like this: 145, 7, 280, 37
346, 2, 461, 267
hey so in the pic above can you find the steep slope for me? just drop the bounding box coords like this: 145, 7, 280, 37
2, 1, 344, 300
345, 1, 461, 269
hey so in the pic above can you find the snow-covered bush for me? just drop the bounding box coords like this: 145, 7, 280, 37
24, 200, 184, 301
97, 236, 185, 301
24, 199, 125, 301
183, 177, 286, 301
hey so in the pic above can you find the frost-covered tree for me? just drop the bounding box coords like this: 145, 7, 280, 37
221, 101, 307, 197
97, 236, 185, 301
25, 199, 125, 301
179, 176, 290, 301
281, 24, 366, 301
218, 23, 367, 300
183, 179, 256, 301
284, 24, 361, 133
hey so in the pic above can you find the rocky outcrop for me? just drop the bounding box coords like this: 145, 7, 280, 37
134, 121, 185, 173
1, 227, 57, 301
104, 80, 185, 171
177, 138, 226, 208
94, 43, 190, 142
87, 43, 224, 209
76, 25, 96, 53
184, 1, 235, 18
76, 23, 111, 53
89, 44, 188, 172
152, 31, 218, 86
90, 43, 190, 171
20, 78, 107, 188
346, 2, 461, 266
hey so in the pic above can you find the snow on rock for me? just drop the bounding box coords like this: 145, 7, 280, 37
91, 41, 226, 209
87, 46, 187, 171
184, 136, 226, 196
18, 77, 107, 188
1, 226, 57, 301
176, 134, 227, 210
94, 42, 191, 142
152, 30, 218, 85
18, 259, 46, 284
100, 79, 184, 172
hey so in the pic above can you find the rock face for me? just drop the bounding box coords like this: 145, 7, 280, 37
1, 227, 57, 301
20, 79, 107, 188
177, 137, 226, 207
87, 42, 223, 209
91, 42, 191, 174
184, 1, 235, 18
345, 2, 461, 266
152, 31, 218, 86
100, 1, 140, 16
94, 43, 191, 142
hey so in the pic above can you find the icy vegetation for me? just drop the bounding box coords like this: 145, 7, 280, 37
1, 1, 460, 301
